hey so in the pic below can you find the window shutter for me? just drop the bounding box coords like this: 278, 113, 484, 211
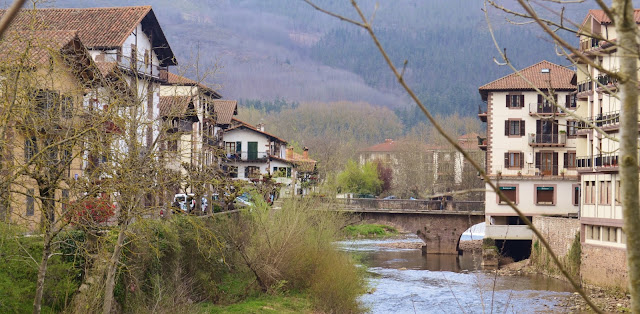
535, 152, 541, 170
519, 153, 524, 169
520, 95, 525, 108
564, 153, 568, 169
506, 95, 511, 107
504, 152, 509, 168
537, 94, 542, 105
505, 120, 509, 136
536, 120, 541, 134
236, 141, 242, 152
553, 152, 559, 175
520, 120, 525, 136
565, 95, 571, 108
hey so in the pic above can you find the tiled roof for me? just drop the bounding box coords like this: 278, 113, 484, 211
95, 61, 118, 77
0, 6, 176, 66
478, 60, 575, 100
584, 9, 640, 25
159, 96, 193, 117
213, 100, 238, 125
0, 30, 79, 63
290, 151, 316, 173
227, 118, 287, 144
361, 134, 481, 153
164, 71, 222, 98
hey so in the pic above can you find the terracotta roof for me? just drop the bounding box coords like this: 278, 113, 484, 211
583, 9, 640, 25
213, 100, 238, 125
95, 61, 118, 77
159, 96, 193, 117
361, 134, 481, 153
163, 71, 222, 98
227, 118, 287, 144
290, 151, 316, 172
478, 60, 575, 101
0, 30, 80, 63
0, 6, 176, 66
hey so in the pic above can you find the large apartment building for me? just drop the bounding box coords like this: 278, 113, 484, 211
478, 60, 579, 259
572, 10, 635, 288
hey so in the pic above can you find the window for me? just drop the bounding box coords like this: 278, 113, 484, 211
586, 225, 600, 240
26, 189, 34, 216
616, 180, 621, 205
225, 142, 236, 155
504, 151, 523, 169
599, 181, 611, 205
564, 151, 576, 169
228, 166, 238, 178
498, 186, 517, 204
505, 120, 525, 136
566, 120, 578, 137
25, 136, 37, 161
273, 167, 292, 178
506, 94, 524, 108
245, 166, 260, 179
168, 139, 178, 152
584, 181, 596, 204
566, 94, 577, 109
535, 186, 555, 205
573, 185, 580, 206
61, 95, 73, 118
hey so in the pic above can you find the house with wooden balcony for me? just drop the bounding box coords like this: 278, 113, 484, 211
221, 118, 317, 195
477, 60, 579, 260
570, 9, 638, 289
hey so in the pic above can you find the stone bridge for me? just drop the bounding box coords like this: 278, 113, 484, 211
331, 198, 485, 254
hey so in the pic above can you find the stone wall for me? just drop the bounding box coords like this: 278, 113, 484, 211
581, 243, 628, 290
530, 216, 581, 278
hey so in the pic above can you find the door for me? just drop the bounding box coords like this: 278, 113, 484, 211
538, 151, 558, 175
248, 142, 258, 160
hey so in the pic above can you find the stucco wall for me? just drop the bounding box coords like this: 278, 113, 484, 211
581, 243, 628, 291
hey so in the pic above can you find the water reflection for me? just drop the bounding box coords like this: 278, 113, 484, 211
338, 235, 574, 313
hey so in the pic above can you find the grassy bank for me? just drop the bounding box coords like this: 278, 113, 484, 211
199, 293, 313, 313
344, 224, 398, 238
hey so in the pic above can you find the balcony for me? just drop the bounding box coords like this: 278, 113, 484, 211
226, 151, 268, 162
528, 103, 566, 116
477, 136, 487, 151
579, 38, 601, 52
102, 53, 168, 82
595, 74, 618, 93
577, 153, 620, 172
577, 80, 593, 99
478, 105, 487, 122
576, 111, 620, 133
528, 133, 566, 147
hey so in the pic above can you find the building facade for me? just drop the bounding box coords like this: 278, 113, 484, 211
478, 60, 579, 259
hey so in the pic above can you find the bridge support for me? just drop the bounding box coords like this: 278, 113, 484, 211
355, 212, 484, 254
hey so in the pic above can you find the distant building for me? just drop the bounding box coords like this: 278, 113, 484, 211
478, 60, 578, 260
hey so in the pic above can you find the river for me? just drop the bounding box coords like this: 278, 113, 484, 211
337, 235, 575, 313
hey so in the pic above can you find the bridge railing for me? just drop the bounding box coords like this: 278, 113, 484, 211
332, 198, 484, 212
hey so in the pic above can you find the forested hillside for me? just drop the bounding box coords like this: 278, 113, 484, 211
52, 0, 598, 119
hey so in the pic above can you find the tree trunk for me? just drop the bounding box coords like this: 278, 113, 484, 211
614, 0, 640, 311
32, 237, 51, 314
103, 222, 127, 314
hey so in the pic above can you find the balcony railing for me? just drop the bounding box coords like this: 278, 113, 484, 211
226, 151, 268, 161
576, 111, 620, 131
577, 80, 593, 93
102, 53, 168, 81
580, 38, 601, 51
528, 103, 565, 115
577, 153, 620, 170
528, 133, 566, 146
596, 74, 618, 87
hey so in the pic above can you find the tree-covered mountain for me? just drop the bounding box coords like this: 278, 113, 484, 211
52, 0, 604, 119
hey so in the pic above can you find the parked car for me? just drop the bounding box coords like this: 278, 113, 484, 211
174, 193, 195, 212
234, 193, 253, 207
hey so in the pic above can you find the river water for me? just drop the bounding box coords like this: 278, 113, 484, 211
337, 235, 575, 313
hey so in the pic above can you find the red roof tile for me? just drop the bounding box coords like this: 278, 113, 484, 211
583, 9, 640, 25
164, 71, 222, 98
478, 60, 575, 101
0, 30, 80, 63
227, 118, 287, 144
159, 96, 193, 117
0, 6, 176, 66
214, 100, 238, 125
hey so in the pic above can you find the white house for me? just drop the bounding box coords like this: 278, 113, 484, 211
478, 60, 579, 259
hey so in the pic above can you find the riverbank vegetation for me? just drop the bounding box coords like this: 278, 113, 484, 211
0, 198, 366, 313
343, 224, 398, 238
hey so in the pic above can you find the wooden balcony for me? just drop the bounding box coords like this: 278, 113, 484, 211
528, 133, 566, 147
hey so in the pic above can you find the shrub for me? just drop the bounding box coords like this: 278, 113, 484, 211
65, 198, 115, 227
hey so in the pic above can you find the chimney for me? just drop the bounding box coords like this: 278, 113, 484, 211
286, 146, 294, 160
256, 123, 265, 132
303, 147, 309, 159
385, 138, 393, 143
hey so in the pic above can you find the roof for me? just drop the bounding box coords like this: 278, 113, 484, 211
361, 134, 481, 153
159, 96, 193, 117
164, 71, 222, 98
290, 151, 317, 172
0, 6, 176, 66
213, 100, 238, 125
582, 9, 640, 25
226, 118, 287, 144
478, 60, 575, 101
0, 30, 80, 64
